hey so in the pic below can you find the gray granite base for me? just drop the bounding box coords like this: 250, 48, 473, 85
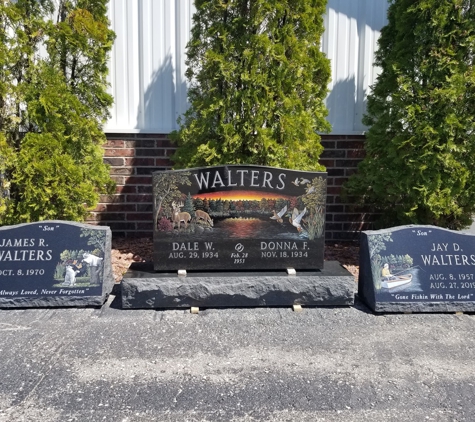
0, 295, 109, 308
121, 261, 355, 309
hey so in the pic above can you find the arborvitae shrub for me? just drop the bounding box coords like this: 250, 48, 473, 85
171, 0, 331, 171
0, 0, 115, 224
345, 0, 475, 230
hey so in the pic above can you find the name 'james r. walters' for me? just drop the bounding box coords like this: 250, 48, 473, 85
0, 238, 46, 247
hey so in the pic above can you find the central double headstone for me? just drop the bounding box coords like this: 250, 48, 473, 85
153, 165, 326, 271
121, 165, 355, 309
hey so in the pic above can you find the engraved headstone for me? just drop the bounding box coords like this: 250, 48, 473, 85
0, 221, 114, 308
359, 225, 475, 312
122, 165, 356, 309
152, 165, 327, 271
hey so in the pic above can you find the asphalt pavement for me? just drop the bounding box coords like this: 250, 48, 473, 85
1, 291, 475, 422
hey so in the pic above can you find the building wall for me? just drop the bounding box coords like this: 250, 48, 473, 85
86, 134, 373, 241
104, 0, 388, 135
93, 0, 388, 240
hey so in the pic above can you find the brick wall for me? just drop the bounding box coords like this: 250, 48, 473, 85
86, 134, 173, 237
86, 133, 374, 241
320, 135, 374, 241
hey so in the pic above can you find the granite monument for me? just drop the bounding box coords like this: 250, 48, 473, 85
153, 165, 327, 271
122, 165, 355, 309
0, 221, 114, 307
359, 225, 475, 312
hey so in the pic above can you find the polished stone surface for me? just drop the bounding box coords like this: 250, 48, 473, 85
0, 221, 114, 308
359, 225, 475, 312
153, 165, 327, 271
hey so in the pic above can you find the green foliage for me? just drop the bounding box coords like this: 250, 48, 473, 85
345, 0, 475, 230
0, 134, 13, 216
80, 228, 106, 253
152, 172, 192, 228
0, 0, 115, 224
182, 193, 195, 215
171, 0, 331, 171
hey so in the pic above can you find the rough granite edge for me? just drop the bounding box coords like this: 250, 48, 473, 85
371, 301, 475, 313
121, 261, 355, 309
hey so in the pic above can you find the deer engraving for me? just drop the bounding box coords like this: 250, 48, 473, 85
195, 210, 214, 227
172, 201, 192, 229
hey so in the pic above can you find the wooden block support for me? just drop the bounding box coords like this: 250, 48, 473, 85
293, 304, 302, 313
178, 269, 187, 277
287, 268, 297, 276
190, 307, 199, 314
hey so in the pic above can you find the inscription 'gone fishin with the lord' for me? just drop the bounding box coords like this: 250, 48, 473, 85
152, 165, 327, 271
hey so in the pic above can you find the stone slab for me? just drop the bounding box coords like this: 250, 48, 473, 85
152, 165, 327, 271
121, 261, 355, 309
0, 221, 114, 308
359, 225, 475, 313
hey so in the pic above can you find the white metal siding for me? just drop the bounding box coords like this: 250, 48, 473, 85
104, 0, 388, 135
323, 0, 388, 134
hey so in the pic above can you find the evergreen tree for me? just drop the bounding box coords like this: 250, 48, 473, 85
0, 0, 115, 224
194, 197, 204, 211
172, 0, 331, 171
182, 192, 195, 215
345, 0, 475, 229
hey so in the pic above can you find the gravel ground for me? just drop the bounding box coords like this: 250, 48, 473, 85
111, 237, 359, 283
1, 299, 475, 421
3, 239, 475, 422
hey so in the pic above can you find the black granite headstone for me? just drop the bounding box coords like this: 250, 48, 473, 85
359, 225, 475, 312
0, 221, 114, 308
122, 165, 355, 309
152, 165, 327, 271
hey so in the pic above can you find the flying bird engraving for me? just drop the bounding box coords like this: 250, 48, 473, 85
270, 205, 288, 223
289, 207, 307, 232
